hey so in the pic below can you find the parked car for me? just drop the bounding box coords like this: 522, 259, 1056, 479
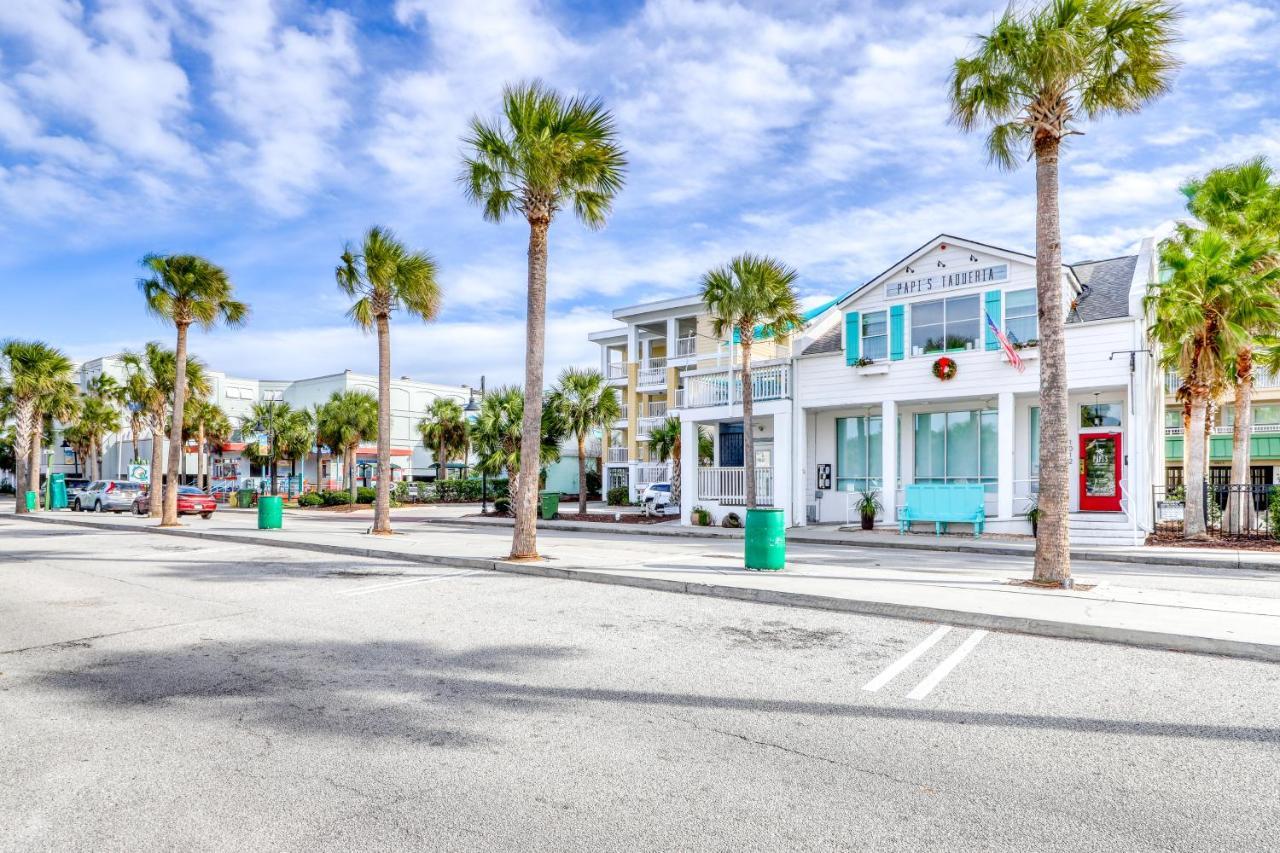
132, 486, 217, 519
640, 482, 676, 516
63, 478, 91, 502
72, 480, 145, 513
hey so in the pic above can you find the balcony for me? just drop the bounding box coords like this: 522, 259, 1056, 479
647, 401, 668, 418
635, 415, 664, 439
607, 447, 629, 463
635, 463, 670, 487
637, 359, 666, 388
673, 336, 697, 359
607, 363, 629, 383
682, 364, 791, 409
1167, 423, 1280, 436
1166, 367, 1280, 394
696, 467, 774, 506
615, 403, 629, 424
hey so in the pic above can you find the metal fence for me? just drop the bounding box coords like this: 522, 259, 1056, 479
1153, 484, 1280, 539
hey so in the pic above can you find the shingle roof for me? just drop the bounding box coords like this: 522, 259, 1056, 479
802, 323, 843, 356
1068, 255, 1139, 324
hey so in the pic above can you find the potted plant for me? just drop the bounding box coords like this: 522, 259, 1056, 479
1024, 500, 1040, 537
853, 356, 875, 367
692, 505, 712, 527
855, 487, 881, 530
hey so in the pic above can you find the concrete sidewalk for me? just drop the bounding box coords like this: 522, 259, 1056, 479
15, 507, 1280, 662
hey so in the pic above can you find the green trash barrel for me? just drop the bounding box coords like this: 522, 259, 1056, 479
49, 473, 68, 510
237, 489, 255, 509
24, 491, 37, 511
744, 507, 786, 571
538, 490, 561, 520
257, 495, 283, 529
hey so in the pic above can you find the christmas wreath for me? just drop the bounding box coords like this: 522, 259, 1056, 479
932, 356, 957, 381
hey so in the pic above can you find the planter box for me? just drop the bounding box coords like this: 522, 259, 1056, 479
1004, 347, 1040, 363
855, 363, 890, 376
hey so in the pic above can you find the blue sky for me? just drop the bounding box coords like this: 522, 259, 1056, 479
1, 0, 1278, 387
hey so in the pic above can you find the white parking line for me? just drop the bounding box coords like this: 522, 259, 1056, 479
338, 570, 481, 597
906, 630, 988, 701
861, 626, 952, 693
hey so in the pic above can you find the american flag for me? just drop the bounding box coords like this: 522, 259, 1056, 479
985, 311, 1024, 373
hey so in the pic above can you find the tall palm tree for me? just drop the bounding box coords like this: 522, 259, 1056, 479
317, 390, 379, 503
700, 254, 803, 509
278, 407, 316, 495
950, 0, 1179, 580
418, 397, 470, 489
77, 396, 122, 481
1, 341, 77, 513
1147, 226, 1269, 538
549, 367, 619, 514
336, 226, 441, 534
242, 401, 295, 496
139, 254, 247, 525
471, 386, 566, 490
462, 80, 627, 558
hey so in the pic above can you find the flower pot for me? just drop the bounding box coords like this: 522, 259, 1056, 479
860, 512, 875, 530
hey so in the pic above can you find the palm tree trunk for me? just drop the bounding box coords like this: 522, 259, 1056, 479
1032, 138, 1070, 584
348, 444, 358, 504
149, 415, 164, 518
577, 434, 587, 515
511, 215, 550, 559
1229, 350, 1254, 530
28, 413, 42, 509
1185, 391, 1210, 538
373, 313, 393, 534
12, 398, 33, 514
162, 324, 189, 526
741, 333, 756, 509
130, 418, 140, 464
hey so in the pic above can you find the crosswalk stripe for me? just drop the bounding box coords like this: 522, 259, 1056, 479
906, 630, 987, 700
338, 570, 480, 597
861, 626, 952, 693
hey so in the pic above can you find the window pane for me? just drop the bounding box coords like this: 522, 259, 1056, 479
1256, 405, 1280, 425
863, 335, 888, 360
914, 413, 946, 480
1029, 407, 1040, 479
1164, 408, 1182, 428
945, 295, 980, 350
836, 417, 866, 491
1006, 316, 1037, 344
862, 311, 887, 337
945, 411, 979, 478
913, 300, 944, 325
980, 411, 998, 480
1080, 402, 1122, 427
868, 416, 883, 483
862, 311, 888, 361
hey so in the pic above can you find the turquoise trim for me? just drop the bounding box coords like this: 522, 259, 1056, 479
889, 305, 904, 361
984, 290, 1002, 351
845, 312, 860, 365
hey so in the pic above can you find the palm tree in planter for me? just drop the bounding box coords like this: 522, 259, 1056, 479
138, 254, 247, 526
336, 226, 441, 534
318, 390, 379, 504
950, 0, 1178, 581
700, 254, 803, 510
471, 386, 566, 511
549, 368, 620, 515
647, 416, 683, 505
418, 397, 470, 491
1, 340, 77, 513
462, 80, 627, 558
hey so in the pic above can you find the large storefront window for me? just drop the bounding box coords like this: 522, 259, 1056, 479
836, 416, 882, 492
914, 409, 998, 490
1030, 406, 1040, 479
1004, 288, 1037, 344
911, 295, 981, 355
862, 311, 887, 361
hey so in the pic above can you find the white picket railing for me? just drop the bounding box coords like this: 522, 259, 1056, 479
607, 362, 629, 381
645, 356, 668, 371
1166, 423, 1280, 437
682, 364, 791, 409
647, 401, 668, 418
1167, 367, 1280, 393
696, 467, 773, 505
607, 447, 628, 463
615, 403, 629, 422
635, 416, 664, 438
635, 464, 670, 486
675, 337, 697, 358
637, 365, 666, 387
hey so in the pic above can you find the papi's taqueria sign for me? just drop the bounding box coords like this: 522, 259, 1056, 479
884, 263, 1008, 299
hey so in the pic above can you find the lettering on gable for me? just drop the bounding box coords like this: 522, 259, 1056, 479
884, 263, 1009, 299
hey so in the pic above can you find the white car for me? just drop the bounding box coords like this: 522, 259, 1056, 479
640, 482, 676, 516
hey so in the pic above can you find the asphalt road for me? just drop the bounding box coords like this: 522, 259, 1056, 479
2, 517, 1278, 852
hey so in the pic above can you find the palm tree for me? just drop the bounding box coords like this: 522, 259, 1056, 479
196, 402, 232, 491
418, 397, 470, 489
1182, 158, 1280, 495
647, 416, 683, 504
1, 341, 77, 513
471, 386, 566, 491
950, 0, 1179, 580
138, 254, 247, 525
700, 254, 803, 509
548, 368, 619, 514
336, 227, 441, 534
278, 407, 316, 495
462, 80, 627, 558
77, 396, 122, 481
242, 401, 296, 496
317, 390, 379, 503
1147, 226, 1269, 538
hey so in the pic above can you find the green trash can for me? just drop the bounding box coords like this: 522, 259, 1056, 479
237, 489, 256, 509
744, 507, 786, 571
48, 473, 68, 510
538, 490, 561, 520
257, 495, 283, 529
24, 491, 37, 512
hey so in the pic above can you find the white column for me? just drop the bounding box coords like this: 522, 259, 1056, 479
773, 409, 792, 527
881, 399, 898, 525
626, 325, 639, 365
792, 403, 808, 527
997, 391, 1015, 519
679, 417, 697, 526
666, 317, 677, 356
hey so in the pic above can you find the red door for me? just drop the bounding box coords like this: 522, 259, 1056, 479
1079, 432, 1122, 512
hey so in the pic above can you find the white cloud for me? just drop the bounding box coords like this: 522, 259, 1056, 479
1178, 0, 1280, 67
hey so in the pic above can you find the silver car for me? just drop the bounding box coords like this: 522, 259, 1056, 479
73, 480, 145, 513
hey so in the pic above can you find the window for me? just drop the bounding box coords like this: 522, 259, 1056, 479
836, 416, 882, 492
914, 409, 998, 491
861, 311, 887, 361
1165, 408, 1182, 429
1080, 402, 1122, 428
911, 295, 980, 355
1004, 288, 1037, 344
1222, 405, 1280, 426
1029, 406, 1040, 479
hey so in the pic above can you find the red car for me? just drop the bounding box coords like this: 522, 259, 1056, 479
132, 486, 217, 519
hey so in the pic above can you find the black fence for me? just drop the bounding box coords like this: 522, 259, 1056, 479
1153, 484, 1280, 540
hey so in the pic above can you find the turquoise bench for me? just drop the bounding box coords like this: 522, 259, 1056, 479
897, 483, 986, 537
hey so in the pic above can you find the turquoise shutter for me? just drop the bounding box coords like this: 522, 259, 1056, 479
984, 291, 1002, 351
889, 305, 905, 361
845, 312, 860, 365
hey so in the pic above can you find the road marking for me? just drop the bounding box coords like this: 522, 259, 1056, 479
861, 626, 952, 693
338, 570, 481, 597
906, 630, 988, 701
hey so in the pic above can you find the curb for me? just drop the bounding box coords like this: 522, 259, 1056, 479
415, 516, 1280, 572
17, 513, 1280, 663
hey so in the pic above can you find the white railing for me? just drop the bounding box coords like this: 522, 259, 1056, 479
674, 388, 685, 409
635, 416, 664, 438
637, 366, 666, 387
1167, 368, 1280, 393
645, 356, 668, 371
1164, 371, 1180, 394
1165, 426, 1183, 435
615, 403, 629, 422
682, 364, 791, 409
607, 447, 628, 463
647, 401, 668, 418
675, 337, 697, 358
1167, 423, 1280, 436
636, 464, 670, 486
607, 362, 629, 381
697, 467, 774, 505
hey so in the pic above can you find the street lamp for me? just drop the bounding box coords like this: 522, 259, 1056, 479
465, 376, 486, 513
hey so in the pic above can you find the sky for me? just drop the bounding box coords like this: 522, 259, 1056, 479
1, 0, 1279, 389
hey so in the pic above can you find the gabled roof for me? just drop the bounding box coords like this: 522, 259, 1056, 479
1067, 255, 1139, 324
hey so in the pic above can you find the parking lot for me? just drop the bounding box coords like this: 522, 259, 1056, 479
3, 517, 1279, 851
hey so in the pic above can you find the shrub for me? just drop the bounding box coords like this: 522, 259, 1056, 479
297, 492, 324, 507
0, 481, 14, 495
1270, 487, 1280, 540
393, 481, 410, 503
585, 466, 602, 499
692, 505, 712, 527
721, 512, 743, 529
494, 496, 511, 513
322, 490, 352, 506
356, 486, 376, 504
429, 477, 509, 503
606, 486, 629, 506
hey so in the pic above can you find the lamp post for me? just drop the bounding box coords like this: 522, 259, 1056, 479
464, 375, 486, 514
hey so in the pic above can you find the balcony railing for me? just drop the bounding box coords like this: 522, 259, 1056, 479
636, 464, 670, 487
637, 365, 666, 387
607, 447, 628, 463
607, 363, 629, 381
1167, 367, 1280, 394
697, 467, 774, 506
674, 336, 697, 358
647, 401, 667, 418
682, 364, 791, 409
615, 403, 629, 422
635, 416, 664, 438
1167, 422, 1280, 436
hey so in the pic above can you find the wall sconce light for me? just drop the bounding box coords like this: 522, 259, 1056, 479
969, 254, 978, 262
936, 260, 946, 268
1088, 392, 1106, 427
904, 265, 914, 274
